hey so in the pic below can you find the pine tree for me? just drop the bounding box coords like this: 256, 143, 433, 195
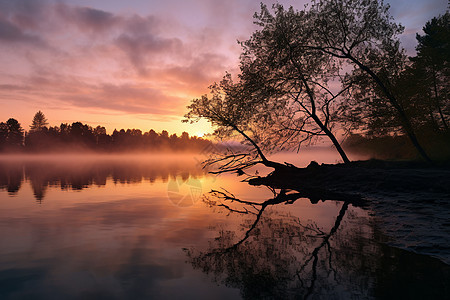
30, 111, 48, 132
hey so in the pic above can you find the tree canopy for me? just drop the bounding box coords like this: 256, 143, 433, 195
186, 0, 448, 164
29, 111, 49, 132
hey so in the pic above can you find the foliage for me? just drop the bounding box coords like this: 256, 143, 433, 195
186, 3, 360, 164
185, 74, 270, 162
339, 11, 449, 160
239, 4, 351, 163
29, 111, 49, 132
186, 0, 441, 163
0, 118, 24, 150
413, 12, 449, 131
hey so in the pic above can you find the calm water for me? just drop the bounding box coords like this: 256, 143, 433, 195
0, 152, 448, 299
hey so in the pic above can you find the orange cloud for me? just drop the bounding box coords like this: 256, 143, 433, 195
0, 0, 446, 134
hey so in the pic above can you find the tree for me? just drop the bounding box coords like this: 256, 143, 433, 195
6, 118, 24, 147
413, 12, 449, 131
69, 122, 95, 147
301, 0, 431, 161
238, 4, 352, 163
185, 75, 285, 171
338, 10, 449, 159
29, 111, 48, 132
160, 130, 169, 139
0, 122, 7, 149
186, 0, 436, 165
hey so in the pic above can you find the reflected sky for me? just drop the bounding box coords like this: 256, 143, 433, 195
0, 154, 449, 299
0, 155, 212, 204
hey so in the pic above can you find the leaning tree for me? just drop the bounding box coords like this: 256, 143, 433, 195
186, 4, 355, 166
304, 0, 432, 161
186, 0, 434, 165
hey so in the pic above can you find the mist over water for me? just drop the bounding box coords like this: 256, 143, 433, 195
0, 150, 448, 299
0, 148, 370, 201
0, 153, 207, 201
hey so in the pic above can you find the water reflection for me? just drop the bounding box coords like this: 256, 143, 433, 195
0, 157, 449, 299
186, 189, 450, 299
0, 156, 205, 202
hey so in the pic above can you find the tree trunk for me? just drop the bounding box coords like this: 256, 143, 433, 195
432, 73, 449, 131
311, 114, 350, 164
232, 124, 291, 171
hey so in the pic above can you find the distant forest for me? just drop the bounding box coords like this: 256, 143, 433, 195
0, 111, 211, 153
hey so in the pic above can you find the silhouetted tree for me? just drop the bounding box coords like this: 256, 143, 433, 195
189, 0, 431, 162
299, 0, 431, 161
238, 4, 352, 163
29, 110, 48, 132
144, 129, 158, 149
5, 118, 24, 148
413, 12, 449, 131
1, 115, 211, 153
186, 0, 434, 165
339, 11, 449, 159
26, 111, 52, 151
181, 131, 189, 140
0, 122, 7, 150
93, 125, 110, 148
69, 122, 95, 147
185, 75, 287, 172
160, 130, 169, 139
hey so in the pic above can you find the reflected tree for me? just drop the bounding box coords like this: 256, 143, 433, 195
0, 160, 206, 202
185, 189, 374, 299
185, 187, 450, 299
0, 162, 23, 195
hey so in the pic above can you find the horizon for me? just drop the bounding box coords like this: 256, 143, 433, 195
0, 0, 447, 136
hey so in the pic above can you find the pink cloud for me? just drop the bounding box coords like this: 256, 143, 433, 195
1, 0, 444, 133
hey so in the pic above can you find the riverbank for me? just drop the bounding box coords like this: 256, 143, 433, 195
248, 159, 450, 264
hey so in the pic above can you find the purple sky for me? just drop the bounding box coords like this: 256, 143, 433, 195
0, 0, 447, 135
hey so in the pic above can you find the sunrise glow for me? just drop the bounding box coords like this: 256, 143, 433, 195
0, 0, 445, 135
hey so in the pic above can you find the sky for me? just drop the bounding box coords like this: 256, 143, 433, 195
0, 0, 447, 136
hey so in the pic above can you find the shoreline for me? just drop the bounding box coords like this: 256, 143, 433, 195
248, 159, 450, 264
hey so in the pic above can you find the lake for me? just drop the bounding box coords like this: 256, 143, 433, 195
0, 151, 449, 299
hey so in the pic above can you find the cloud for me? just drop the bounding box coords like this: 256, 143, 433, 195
0, 0, 248, 128
66, 83, 186, 115
55, 3, 121, 33
0, 19, 47, 47
0, 73, 186, 116
156, 52, 232, 92
115, 32, 183, 76
0, 2, 48, 46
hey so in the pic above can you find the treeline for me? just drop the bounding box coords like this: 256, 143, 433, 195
0, 113, 211, 153
342, 132, 450, 160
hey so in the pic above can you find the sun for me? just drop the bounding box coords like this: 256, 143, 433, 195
195, 132, 205, 137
